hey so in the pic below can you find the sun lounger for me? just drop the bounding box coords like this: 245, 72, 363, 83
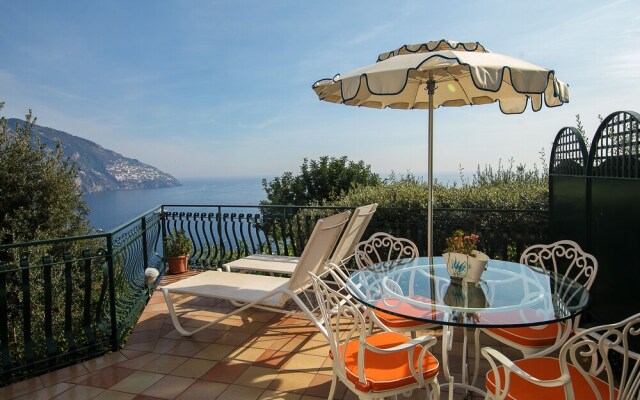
161, 210, 350, 336
222, 203, 377, 275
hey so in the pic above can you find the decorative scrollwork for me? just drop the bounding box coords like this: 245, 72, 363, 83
520, 240, 598, 291
355, 232, 419, 271
560, 313, 640, 399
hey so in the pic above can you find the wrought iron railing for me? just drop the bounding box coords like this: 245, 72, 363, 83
162, 205, 548, 268
0, 207, 163, 386
0, 203, 547, 385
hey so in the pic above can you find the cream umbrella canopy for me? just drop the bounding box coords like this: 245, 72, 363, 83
312, 39, 569, 258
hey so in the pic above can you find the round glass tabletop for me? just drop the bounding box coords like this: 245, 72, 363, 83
346, 256, 591, 328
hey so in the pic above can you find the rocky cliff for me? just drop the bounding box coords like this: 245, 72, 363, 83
7, 118, 181, 193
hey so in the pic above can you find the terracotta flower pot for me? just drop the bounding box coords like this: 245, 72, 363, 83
167, 255, 188, 274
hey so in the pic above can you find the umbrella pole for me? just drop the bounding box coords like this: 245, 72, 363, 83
427, 78, 435, 262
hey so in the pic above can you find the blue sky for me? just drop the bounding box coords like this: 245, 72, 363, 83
1, 1, 639, 179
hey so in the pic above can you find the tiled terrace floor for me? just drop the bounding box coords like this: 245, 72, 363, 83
0, 271, 523, 400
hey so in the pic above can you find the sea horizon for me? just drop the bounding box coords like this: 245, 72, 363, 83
83, 173, 463, 232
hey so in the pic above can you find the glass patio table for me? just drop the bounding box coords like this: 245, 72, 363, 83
345, 256, 591, 397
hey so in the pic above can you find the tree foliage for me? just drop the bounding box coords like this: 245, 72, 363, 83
261, 156, 381, 206
0, 103, 90, 244
330, 157, 548, 211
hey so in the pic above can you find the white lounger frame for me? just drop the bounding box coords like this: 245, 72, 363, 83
162, 210, 350, 336
222, 203, 377, 274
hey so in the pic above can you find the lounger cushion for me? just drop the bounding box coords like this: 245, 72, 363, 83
342, 332, 439, 392
163, 270, 290, 307
486, 357, 616, 399
223, 254, 299, 274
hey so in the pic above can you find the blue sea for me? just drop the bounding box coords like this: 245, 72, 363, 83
83, 173, 461, 231
83, 177, 266, 231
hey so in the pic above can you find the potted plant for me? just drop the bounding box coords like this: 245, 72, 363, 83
442, 230, 489, 283
165, 229, 192, 274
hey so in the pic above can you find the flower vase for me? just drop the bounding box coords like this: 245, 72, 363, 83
443, 250, 489, 283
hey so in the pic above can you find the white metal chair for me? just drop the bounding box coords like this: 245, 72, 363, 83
161, 211, 350, 336
354, 232, 438, 336
310, 271, 441, 400
223, 203, 377, 274
482, 312, 640, 400
476, 240, 599, 358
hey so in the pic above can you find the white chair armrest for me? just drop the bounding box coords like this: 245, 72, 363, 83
361, 334, 437, 354
360, 334, 437, 388
481, 346, 569, 394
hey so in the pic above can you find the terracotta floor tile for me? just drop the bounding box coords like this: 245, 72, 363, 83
120, 349, 149, 360
253, 350, 291, 369
188, 328, 224, 342
216, 384, 265, 400
160, 328, 185, 341
153, 338, 181, 354
0, 376, 44, 398
38, 363, 90, 387
139, 354, 189, 374
144, 303, 169, 313
116, 353, 162, 371
70, 366, 136, 388
132, 395, 167, 400
201, 361, 250, 383
174, 380, 229, 400
109, 371, 165, 394
268, 371, 316, 394
214, 331, 252, 346
299, 395, 326, 400
169, 358, 217, 379
303, 374, 347, 399
93, 389, 138, 399
127, 330, 161, 345
132, 319, 166, 333
226, 346, 267, 362
258, 389, 302, 400
245, 336, 286, 350
316, 358, 334, 376
280, 337, 306, 352
165, 339, 208, 357
123, 341, 157, 353
83, 352, 129, 372
137, 311, 166, 324
248, 310, 279, 323
51, 384, 105, 399
141, 375, 196, 399
267, 338, 293, 351
193, 343, 236, 360
234, 366, 280, 388
13, 383, 74, 400
298, 341, 330, 357
280, 353, 326, 372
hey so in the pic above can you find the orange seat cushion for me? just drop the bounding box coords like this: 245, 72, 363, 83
374, 296, 442, 327
479, 310, 565, 347
486, 357, 615, 400
341, 331, 439, 393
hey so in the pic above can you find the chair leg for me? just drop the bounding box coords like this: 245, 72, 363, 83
327, 374, 337, 400
429, 379, 440, 400
472, 328, 481, 386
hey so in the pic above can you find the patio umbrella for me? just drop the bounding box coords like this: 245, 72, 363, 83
312, 39, 569, 258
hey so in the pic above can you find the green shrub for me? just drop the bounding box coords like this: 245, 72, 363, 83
165, 229, 193, 257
